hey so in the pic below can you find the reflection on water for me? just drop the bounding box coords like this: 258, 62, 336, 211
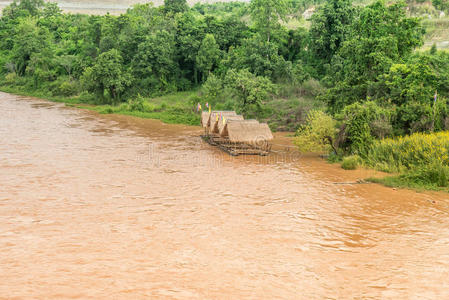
1, 92, 448, 299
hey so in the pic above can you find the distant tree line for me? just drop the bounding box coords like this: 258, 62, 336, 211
1, 0, 449, 149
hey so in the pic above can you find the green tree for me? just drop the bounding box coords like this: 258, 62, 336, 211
286, 27, 308, 62
203, 15, 250, 52
132, 30, 179, 94
201, 73, 224, 103
308, 0, 354, 76
11, 17, 50, 76
223, 34, 291, 81
164, 0, 188, 15
174, 12, 206, 84
341, 101, 393, 155
26, 49, 56, 87
56, 55, 77, 78
2, 0, 44, 19
196, 34, 220, 81
376, 52, 449, 133
224, 69, 275, 113
81, 49, 132, 103
99, 14, 120, 53
249, 0, 287, 43
42, 2, 62, 18
324, 0, 425, 112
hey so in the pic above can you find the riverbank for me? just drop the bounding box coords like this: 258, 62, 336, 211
0, 86, 202, 126
0, 80, 322, 132
3, 86, 447, 193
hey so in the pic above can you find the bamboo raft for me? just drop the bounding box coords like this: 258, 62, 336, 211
201, 111, 273, 156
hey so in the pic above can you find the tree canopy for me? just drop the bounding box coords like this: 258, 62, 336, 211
0, 0, 444, 141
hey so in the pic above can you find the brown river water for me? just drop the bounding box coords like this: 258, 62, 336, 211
1, 92, 449, 299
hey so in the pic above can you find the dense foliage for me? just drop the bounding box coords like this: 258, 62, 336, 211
2, 0, 449, 188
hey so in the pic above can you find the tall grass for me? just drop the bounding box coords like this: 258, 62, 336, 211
366, 131, 449, 189
366, 131, 449, 172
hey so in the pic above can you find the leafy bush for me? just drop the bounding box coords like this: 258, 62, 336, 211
4, 73, 18, 85
376, 53, 449, 134
77, 91, 95, 104
299, 79, 324, 97
341, 155, 362, 170
56, 81, 78, 97
291, 61, 310, 85
187, 94, 202, 107
294, 110, 336, 153
0, 52, 11, 75
128, 94, 145, 112
341, 101, 393, 156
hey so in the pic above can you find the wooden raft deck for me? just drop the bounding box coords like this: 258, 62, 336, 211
201, 135, 271, 156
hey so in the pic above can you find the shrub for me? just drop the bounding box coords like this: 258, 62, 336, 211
142, 102, 158, 113
4, 73, 18, 85
128, 94, 145, 112
292, 61, 310, 84
99, 106, 114, 114
77, 91, 95, 104
341, 101, 393, 156
187, 95, 202, 107
56, 81, 78, 97
299, 78, 324, 97
341, 155, 362, 170
294, 110, 337, 153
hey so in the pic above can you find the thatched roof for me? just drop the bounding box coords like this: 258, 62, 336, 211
217, 115, 244, 135
221, 120, 273, 143
201, 112, 210, 128
221, 119, 258, 138
208, 111, 237, 133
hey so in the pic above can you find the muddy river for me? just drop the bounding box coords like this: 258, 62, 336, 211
1, 92, 449, 299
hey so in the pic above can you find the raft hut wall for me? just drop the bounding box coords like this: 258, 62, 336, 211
208, 111, 237, 134
201, 112, 210, 128
220, 119, 259, 139
223, 121, 273, 144
217, 115, 244, 135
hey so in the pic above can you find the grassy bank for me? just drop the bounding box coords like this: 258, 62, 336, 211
0, 78, 324, 131
362, 132, 449, 191
0, 85, 203, 126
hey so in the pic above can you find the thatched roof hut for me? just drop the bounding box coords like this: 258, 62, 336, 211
221, 120, 273, 144
217, 115, 244, 135
201, 112, 210, 128
208, 111, 237, 133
